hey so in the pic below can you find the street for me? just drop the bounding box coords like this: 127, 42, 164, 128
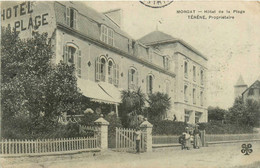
1, 141, 260, 168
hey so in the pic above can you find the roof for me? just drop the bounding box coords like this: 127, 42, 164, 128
138, 30, 177, 44
235, 75, 247, 86
57, 1, 131, 38
138, 31, 207, 61
242, 80, 260, 96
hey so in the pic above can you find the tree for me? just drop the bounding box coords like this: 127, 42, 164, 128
119, 88, 146, 128
226, 97, 260, 127
226, 97, 246, 125
1, 27, 85, 138
146, 92, 171, 122
207, 106, 228, 122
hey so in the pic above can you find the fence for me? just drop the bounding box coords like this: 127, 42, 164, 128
115, 127, 146, 152
0, 137, 99, 156
206, 134, 260, 143
152, 133, 260, 148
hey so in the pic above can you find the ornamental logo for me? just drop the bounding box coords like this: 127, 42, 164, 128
241, 144, 253, 155
140, 0, 173, 8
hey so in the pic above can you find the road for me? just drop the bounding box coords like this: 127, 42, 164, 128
1, 142, 260, 168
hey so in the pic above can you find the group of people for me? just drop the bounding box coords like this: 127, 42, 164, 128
179, 125, 202, 150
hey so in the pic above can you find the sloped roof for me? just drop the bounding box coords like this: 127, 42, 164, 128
138, 30, 207, 61
57, 1, 131, 38
242, 80, 260, 96
138, 30, 177, 44
235, 75, 247, 86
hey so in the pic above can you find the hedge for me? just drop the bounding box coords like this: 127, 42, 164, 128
151, 120, 254, 135
198, 121, 254, 134
152, 120, 188, 135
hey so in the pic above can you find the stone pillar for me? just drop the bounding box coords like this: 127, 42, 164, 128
94, 114, 109, 150
140, 118, 153, 152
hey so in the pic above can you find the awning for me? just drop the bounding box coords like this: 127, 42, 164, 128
77, 78, 121, 105
98, 82, 122, 103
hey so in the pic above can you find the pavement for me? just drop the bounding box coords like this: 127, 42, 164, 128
1, 141, 260, 168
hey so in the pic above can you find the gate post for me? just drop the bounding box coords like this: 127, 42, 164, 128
140, 118, 153, 152
95, 114, 109, 150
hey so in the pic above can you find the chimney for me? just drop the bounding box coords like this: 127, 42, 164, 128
103, 9, 122, 28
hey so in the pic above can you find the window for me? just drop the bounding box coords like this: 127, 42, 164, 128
96, 57, 119, 86
66, 7, 77, 29
148, 49, 153, 62
147, 75, 153, 94
184, 85, 188, 102
163, 56, 170, 70
248, 89, 254, 96
193, 65, 196, 82
184, 110, 190, 123
63, 44, 81, 78
101, 25, 114, 46
108, 29, 114, 46
184, 61, 188, 78
193, 88, 196, 104
128, 68, 138, 90
201, 70, 204, 85
200, 91, 203, 106
108, 60, 113, 84
195, 112, 202, 123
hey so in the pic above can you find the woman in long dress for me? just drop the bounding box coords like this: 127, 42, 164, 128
184, 127, 192, 150
193, 125, 202, 149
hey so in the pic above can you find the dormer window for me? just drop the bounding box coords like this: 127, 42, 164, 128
101, 25, 114, 46
66, 7, 77, 29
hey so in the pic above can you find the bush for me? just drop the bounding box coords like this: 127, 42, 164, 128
198, 121, 254, 134
152, 120, 188, 135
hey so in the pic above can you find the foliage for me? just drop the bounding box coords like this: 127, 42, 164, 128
119, 88, 146, 127
152, 120, 188, 135
79, 112, 100, 126
1, 27, 85, 138
146, 92, 171, 122
208, 106, 228, 122
226, 97, 260, 127
198, 121, 254, 134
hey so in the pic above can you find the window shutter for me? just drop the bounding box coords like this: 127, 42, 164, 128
135, 70, 139, 90
113, 63, 116, 85
73, 10, 77, 29
77, 50, 81, 78
116, 64, 119, 86
66, 8, 70, 26
96, 57, 101, 81
63, 45, 68, 63
128, 69, 131, 90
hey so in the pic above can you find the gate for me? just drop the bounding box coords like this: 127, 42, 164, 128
115, 127, 146, 152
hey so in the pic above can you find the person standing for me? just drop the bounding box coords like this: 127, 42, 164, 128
193, 125, 202, 149
184, 127, 192, 150
134, 127, 141, 153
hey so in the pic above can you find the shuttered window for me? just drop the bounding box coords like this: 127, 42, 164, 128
128, 68, 138, 90
147, 75, 153, 94
65, 7, 77, 29
63, 44, 81, 78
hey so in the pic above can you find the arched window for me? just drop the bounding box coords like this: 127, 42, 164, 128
128, 68, 138, 90
63, 43, 81, 78
108, 60, 113, 84
100, 58, 106, 82
96, 57, 119, 86
147, 74, 154, 94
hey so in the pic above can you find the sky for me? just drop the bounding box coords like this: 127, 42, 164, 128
84, 1, 260, 109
